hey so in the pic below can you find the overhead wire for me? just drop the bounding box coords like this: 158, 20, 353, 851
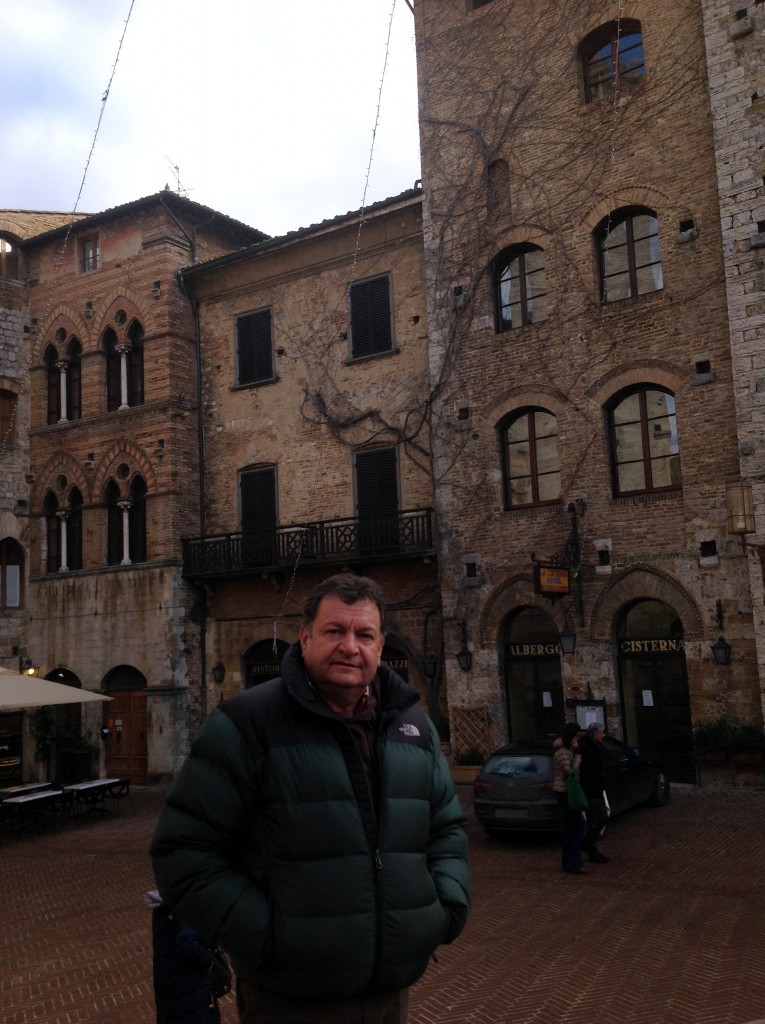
272, 0, 403, 653
0, 0, 136, 462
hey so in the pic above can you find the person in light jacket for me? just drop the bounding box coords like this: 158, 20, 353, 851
552, 722, 587, 874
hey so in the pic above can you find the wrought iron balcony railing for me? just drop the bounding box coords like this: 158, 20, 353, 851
182, 508, 434, 579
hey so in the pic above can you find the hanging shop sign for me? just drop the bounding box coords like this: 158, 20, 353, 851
533, 562, 571, 599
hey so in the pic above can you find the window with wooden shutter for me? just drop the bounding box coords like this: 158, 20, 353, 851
0, 389, 17, 445
67, 488, 83, 571
129, 477, 147, 563
44, 346, 60, 424
44, 491, 60, 573
104, 329, 121, 412
237, 309, 273, 386
240, 466, 278, 566
67, 338, 82, 420
127, 322, 144, 406
355, 448, 400, 554
105, 480, 123, 565
350, 276, 392, 358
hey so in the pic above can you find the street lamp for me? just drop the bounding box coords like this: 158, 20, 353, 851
456, 621, 472, 671
710, 636, 731, 666
559, 626, 577, 656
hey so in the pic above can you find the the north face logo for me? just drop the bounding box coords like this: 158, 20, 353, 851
400, 724, 420, 737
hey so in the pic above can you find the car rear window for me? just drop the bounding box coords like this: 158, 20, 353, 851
483, 754, 552, 777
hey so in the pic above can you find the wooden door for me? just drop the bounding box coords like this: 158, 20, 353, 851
104, 691, 147, 784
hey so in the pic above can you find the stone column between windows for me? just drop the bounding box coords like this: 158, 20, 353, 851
56, 510, 70, 572
118, 500, 132, 565
57, 361, 68, 422
116, 344, 131, 410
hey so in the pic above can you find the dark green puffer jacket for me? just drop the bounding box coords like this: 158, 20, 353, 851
149, 644, 471, 1001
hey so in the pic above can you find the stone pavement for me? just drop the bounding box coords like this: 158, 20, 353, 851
1, 782, 764, 1024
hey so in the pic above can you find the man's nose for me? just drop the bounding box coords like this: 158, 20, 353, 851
338, 630, 360, 652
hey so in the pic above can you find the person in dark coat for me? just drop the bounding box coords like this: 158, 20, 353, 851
145, 889, 222, 1024
578, 722, 610, 863
150, 573, 470, 1024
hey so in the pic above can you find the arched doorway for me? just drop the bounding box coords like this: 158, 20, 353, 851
101, 665, 147, 783
617, 599, 694, 783
503, 607, 564, 742
45, 668, 87, 782
243, 639, 289, 689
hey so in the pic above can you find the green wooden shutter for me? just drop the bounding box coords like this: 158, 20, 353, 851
350, 277, 391, 357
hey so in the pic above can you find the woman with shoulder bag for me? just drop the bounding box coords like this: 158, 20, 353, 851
552, 723, 588, 875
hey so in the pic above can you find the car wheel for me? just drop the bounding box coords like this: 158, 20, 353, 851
647, 771, 670, 806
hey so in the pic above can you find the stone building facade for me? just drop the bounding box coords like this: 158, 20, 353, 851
179, 192, 443, 723
414, 0, 764, 781
700, 0, 765, 700
1, 0, 763, 787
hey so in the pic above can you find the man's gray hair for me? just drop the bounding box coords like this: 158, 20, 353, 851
587, 722, 605, 735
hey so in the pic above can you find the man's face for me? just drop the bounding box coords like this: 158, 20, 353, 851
593, 728, 605, 743
299, 595, 384, 703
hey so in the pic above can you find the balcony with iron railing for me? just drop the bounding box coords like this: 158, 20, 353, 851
182, 508, 434, 580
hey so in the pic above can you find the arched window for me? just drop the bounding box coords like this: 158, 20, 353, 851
580, 19, 645, 103
67, 488, 83, 571
66, 338, 82, 421
128, 476, 147, 563
105, 480, 123, 565
0, 389, 18, 447
43, 491, 60, 573
105, 321, 145, 410
0, 538, 23, 608
44, 345, 60, 424
105, 475, 147, 566
597, 207, 662, 304
495, 245, 547, 331
500, 407, 560, 508
0, 234, 20, 279
607, 386, 681, 496
127, 321, 144, 406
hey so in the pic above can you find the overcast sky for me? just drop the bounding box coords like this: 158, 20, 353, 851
0, 0, 421, 238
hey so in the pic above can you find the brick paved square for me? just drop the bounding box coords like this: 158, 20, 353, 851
1, 784, 763, 1024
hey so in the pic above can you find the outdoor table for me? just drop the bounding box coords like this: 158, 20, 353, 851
63, 778, 121, 819
2, 788, 65, 835
0, 781, 53, 798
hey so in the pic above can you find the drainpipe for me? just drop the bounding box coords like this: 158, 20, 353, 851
178, 266, 208, 723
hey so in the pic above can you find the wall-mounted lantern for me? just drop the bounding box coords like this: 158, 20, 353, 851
710, 636, 732, 666
212, 661, 226, 684
455, 621, 472, 671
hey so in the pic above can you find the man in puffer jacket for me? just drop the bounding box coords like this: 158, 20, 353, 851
150, 574, 471, 1024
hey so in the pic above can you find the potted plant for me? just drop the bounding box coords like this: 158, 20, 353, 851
693, 716, 765, 785
57, 728, 98, 783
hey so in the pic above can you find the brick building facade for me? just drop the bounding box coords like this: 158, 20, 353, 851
0, 195, 262, 783
414, 0, 764, 781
